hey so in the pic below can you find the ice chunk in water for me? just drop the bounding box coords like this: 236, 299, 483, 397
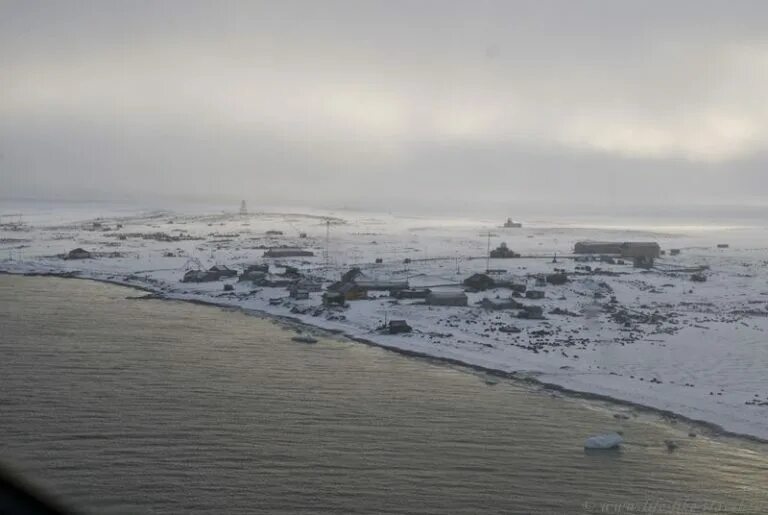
584, 432, 623, 449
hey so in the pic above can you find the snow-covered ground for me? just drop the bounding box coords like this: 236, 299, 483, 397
3, 202, 768, 440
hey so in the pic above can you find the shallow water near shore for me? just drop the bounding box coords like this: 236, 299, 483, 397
1, 275, 767, 514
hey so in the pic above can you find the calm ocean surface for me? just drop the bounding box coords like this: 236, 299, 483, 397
1, 275, 766, 514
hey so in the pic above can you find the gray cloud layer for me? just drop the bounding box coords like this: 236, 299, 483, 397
2, 1, 768, 214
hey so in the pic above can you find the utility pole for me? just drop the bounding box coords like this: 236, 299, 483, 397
324, 219, 330, 272
486, 231, 491, 273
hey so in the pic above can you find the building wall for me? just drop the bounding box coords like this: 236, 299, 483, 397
620, 243, 661, 259
426, 294, 468, 306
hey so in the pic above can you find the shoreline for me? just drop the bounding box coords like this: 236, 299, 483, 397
6, 269, 768, 446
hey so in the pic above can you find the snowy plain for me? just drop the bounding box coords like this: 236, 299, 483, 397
2, 201, 768, 440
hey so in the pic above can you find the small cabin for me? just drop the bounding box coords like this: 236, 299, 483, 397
388, 320, 412, 334
322, 291, 346, 306
208, 265, 237, 278
289, 288, 310, 300
518, 305, 544, 319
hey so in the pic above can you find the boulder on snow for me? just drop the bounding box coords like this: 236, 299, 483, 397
67, 248, 92, 260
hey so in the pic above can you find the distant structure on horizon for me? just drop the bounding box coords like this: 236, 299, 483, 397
239, 200, 248, 216
503, 218, 522, 228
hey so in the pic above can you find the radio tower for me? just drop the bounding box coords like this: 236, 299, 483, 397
239, 200, 248, 216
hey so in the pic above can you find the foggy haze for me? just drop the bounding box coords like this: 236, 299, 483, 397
2, 0, 768, 216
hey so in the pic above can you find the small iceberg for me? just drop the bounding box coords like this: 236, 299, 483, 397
584, 432, 623, 450
292, 335, 318, 344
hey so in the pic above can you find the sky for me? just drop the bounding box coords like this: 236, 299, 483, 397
2, 0, 768, 217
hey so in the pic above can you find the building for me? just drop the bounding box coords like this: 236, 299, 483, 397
545, 272, 568, 285
279, 265, 302, 279
341, 268, 364, 282
292, 278, 323, 292
463, 273, 495, 291
329, 281, 368, 300
263, 248, 315, 258
327, 268, 409, 300
426, 291, 468, 307
479, 298, 523, 310
574, 241, 624, 254
354, 280, 410, 293
182, 265, 237, 283
619, 242, 661, 268
503, 218, 522, 228
261, 276, 294, 287
574, 241, 660, 257
493, 280, 526, 293
239, 270, 267, 283
243, 263, 269, 274
518, 305, 544, 319
208, 265, 237, 278
388, 320, 412, 334
289, 288, 310, 300
574, 241, 660, 268
489, 242, 520, 259
620, 242, 661, 259
392, 288, 431, 299
322, 291, 346, 306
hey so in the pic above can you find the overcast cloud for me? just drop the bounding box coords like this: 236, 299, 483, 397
2, 0, 768, 215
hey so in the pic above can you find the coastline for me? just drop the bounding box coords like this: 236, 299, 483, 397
6, 269, 767, 446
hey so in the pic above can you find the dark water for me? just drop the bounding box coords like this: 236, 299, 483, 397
1, 276, 767, 514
